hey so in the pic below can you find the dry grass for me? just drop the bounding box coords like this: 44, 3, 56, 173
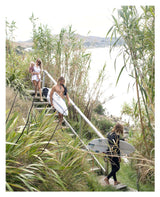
6, 87, 32, 124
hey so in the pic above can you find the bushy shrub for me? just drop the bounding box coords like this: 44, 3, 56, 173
97, 119, 113, 135
94, 104, 105, 115
92, 116, 113, 135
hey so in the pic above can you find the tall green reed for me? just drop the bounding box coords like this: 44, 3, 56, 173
6, 109, 94, 191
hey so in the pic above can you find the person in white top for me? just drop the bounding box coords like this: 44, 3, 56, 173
31, 58, 43, 101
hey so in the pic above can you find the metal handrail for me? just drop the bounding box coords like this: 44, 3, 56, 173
43, 70, 105, 138
63, 117, 106, 172
42, 70, 106, 173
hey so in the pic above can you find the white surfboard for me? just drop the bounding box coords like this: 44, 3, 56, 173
47, 89, 68, 116
119, 140, 135, 155
87, 138, 135, 156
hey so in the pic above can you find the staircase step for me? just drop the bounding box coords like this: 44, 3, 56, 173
27, 90, 36, 94
68, 133, 75, 137
86, 158, 93, 163
34, 107, 56, 113
35, 107, 51, 110
90, 167, 101, 173
34, 102, 49, 105
53, 120, 59, 123
27, 90, 48, 99
98, 175, 128, 190
34, 96, 47, 101
45, 112, 58, 116
27, 90, 40, 96
45, 113, 53, 116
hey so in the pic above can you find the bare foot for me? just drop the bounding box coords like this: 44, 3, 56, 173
104, 177, 110, 185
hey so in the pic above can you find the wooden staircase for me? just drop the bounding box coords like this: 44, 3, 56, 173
27, 89, 56, 115
27, 89, 134, 191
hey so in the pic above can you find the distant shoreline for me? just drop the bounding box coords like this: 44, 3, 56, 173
15, 34, 123, 50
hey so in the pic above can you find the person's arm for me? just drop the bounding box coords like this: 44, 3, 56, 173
32, 72, 38, 75
31, 70, 39, 75
39, 67, 42, 75
31, 67, 41, 75
50, 86, 55, 107
29, 66, 38, 75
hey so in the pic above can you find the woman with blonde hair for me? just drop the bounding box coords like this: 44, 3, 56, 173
104, 123, 124, 185
31, 58, 43, 101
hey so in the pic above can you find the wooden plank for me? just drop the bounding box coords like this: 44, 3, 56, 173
26, 90, 35, 94
98, 175, 127, 190
90, 167, 101, 173
45, 113, 53, 116
68, 133, 75, 137
34, 107, 52, 110
34, 102, 49, 105
86, 158, 93, 162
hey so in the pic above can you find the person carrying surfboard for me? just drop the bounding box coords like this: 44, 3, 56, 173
50, 77, 70, 125
104, 123, 124, 185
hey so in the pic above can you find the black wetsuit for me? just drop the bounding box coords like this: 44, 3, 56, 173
106, 132, 120, 182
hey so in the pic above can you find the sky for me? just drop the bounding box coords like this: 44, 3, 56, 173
2, 0, 156, 41
4, 0, 120, 41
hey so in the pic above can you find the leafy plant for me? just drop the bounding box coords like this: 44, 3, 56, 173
93, 117, 113, 135
107, 6, 154, 185
6, 111, 87, 191
7, 107, 113, 191
6, 19, 34, 95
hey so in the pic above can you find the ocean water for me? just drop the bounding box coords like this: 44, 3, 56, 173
87, 47, 136, 123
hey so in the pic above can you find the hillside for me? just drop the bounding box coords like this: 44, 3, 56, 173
15, 35, 123, 50
78, 35, 123, 48
15, 39, 33, 48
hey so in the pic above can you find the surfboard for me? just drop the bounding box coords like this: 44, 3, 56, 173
47, 88, 68, 116
87, 138, 135, 156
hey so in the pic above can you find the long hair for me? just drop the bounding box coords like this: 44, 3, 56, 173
36, 58, 42, 69
112, 123, 123, 135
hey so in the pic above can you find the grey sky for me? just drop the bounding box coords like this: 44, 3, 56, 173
5, 0, 121, 41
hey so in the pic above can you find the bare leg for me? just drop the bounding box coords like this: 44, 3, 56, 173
37, 80, 43, 101
58, 113, 63, 126
33, 80, 38, 97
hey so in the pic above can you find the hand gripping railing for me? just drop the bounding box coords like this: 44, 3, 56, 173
42, 70, 106, 172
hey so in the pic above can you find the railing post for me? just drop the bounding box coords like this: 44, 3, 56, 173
79, 114, 82, 138
104, 157, 109, 176
42, 71, 45, 89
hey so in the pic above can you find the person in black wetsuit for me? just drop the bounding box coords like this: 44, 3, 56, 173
104, 123, 124, 185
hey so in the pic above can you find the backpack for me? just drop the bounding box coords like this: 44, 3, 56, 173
42, 87, 49, 97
